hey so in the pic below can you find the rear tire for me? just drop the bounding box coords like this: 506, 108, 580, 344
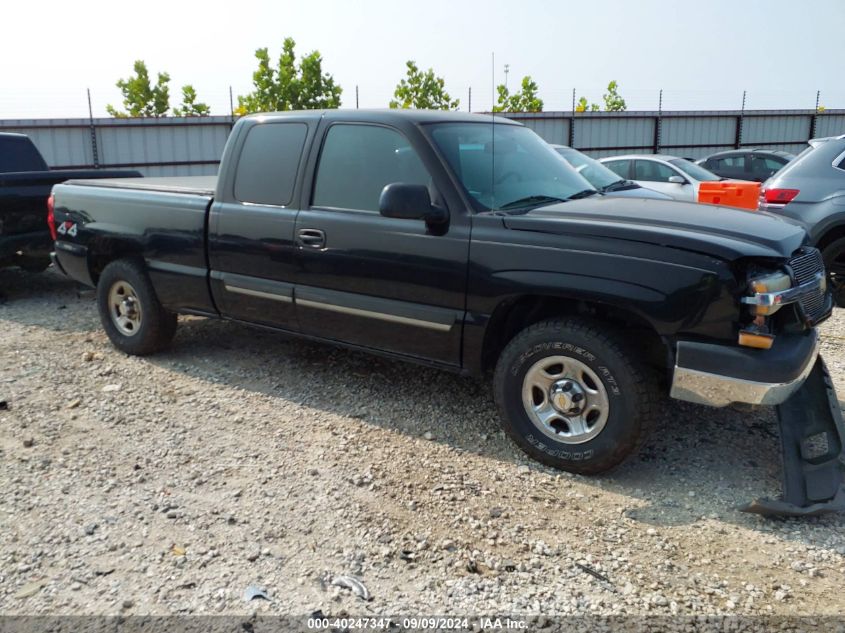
97, 259, 177, 356
493, 317, 659, 475
822, 237, 845, 308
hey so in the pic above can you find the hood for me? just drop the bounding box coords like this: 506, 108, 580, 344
604, 185, 673, 200
502, 197, 806, 260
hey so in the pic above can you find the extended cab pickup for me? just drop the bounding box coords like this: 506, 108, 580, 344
50, 110, 835, 475
0, 132, 140, 272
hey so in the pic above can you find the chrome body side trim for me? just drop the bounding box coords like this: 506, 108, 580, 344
223, 284, 293, 303
670, 333, 821, 407
296, 298, 453, 332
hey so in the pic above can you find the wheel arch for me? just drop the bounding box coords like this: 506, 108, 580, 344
87, 236, 145, 284
479, 293, 670, 375
817, 223, 845, 255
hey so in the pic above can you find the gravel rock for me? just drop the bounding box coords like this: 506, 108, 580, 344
1, 268, 845, 616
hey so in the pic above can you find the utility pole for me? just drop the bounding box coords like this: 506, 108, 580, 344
654, 89, 663, 154
356, 85, 359, 109
86, 89, 99, 168
468, 87, 472, 113
810, 90, 821, 140
504, 64, 510, 91
735, 90, 747, 149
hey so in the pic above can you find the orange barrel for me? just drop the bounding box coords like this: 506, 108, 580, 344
697, 181, 761, 210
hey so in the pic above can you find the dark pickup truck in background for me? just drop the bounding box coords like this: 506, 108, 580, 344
49, 110, 842, 512
0, 132, 140, 272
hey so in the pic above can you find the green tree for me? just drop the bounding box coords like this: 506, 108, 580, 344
389, 61, 459, 110
492, 76, 543, 112
602, 80, 627, 111
107, 60, 171, 118
576, 96, 599, 112
173, 85, 210, 117
576, 80, 626, 113
237, 37, 342, 113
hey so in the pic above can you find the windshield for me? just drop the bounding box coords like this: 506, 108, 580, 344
553, 146, 624, 190
668, 158, 721, 182
428, 123, 596, 211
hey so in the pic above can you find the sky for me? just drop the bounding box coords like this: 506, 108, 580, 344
2, 0, 844, 119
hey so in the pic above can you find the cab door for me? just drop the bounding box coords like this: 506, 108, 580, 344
208, 118, 313, 329
292, 121, 470, 367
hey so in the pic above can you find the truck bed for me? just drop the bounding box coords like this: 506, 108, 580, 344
65, 176, 217, 197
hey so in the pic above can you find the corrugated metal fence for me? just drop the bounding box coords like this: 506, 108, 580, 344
504, 109, 845, 158
2, 110, 844, 176
0, 116, 233, 177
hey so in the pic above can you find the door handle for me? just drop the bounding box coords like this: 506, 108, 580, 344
297, 228, 326, 249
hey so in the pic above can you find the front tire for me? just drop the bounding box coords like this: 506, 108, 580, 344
97, 259, 177, 356
493, 317, 658, 475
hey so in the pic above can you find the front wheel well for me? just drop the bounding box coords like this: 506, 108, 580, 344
481, 295, 669, 375
817, 225, 845, 254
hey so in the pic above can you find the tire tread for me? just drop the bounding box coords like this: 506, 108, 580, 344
493, 317, 659, 474
97, 259, 177, 356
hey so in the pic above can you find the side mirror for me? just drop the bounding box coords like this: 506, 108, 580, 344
379, 183, 448, 224
668, 175, 686, 184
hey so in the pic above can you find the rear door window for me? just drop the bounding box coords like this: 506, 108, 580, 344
750, 155, 784, 178
234, 122, 308, 206
714, 155, 745, 169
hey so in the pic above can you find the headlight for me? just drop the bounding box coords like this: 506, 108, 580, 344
745, 271, 792, 315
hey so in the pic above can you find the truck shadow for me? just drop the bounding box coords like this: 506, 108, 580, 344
151, 316, 845, 534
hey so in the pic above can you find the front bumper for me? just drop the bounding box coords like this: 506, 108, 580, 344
670, 330, 820, 407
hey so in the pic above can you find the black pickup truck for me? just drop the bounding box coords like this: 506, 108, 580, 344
50, 110, 841, 507
0, 132, 140, 272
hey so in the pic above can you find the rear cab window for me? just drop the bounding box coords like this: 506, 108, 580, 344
234, 123, 308, 206
0, 135, 48, 172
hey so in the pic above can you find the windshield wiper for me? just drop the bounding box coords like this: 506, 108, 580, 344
600, 179, 633, 192
566, 189, 600, 200
499, 195, 569, 211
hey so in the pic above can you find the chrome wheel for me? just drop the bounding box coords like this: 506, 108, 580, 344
108, 280, 142, 336
521, 355, 609, 444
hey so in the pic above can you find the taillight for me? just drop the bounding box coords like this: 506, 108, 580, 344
46, 194, 57, 241
763, 188, 800, 205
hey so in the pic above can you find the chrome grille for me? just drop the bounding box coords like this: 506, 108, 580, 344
787, 247, 827, 323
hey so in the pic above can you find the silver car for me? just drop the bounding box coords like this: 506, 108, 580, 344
599, 154, 726, 202
760, 134, 845, 307
550, 145, 672, 200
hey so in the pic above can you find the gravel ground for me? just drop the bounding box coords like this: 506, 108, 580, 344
1, 267, 845, 618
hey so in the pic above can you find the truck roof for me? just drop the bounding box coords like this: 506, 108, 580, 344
246, 109, 523, 126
